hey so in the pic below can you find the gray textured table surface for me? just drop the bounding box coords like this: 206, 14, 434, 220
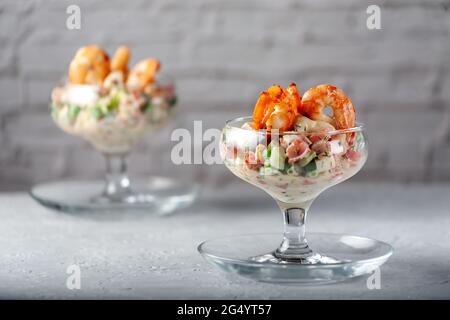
0, 182, 449, 299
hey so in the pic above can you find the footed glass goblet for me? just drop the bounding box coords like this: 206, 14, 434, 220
198, 117, 392, 283
30, 73, 197, 215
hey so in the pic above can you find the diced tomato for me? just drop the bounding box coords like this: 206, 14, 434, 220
244, 151, 262, 170
309, 132, 327, 144
346, 149, 362, 162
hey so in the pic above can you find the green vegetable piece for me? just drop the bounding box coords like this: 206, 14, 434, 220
303, 160, 317, 173
262, 148, 271, 160
356, 132, 362, 143
270, 145, 286, 171
299, 151, 317, 167
168, 96, 177, 107
143, 102, 153, 113
90, 106, 103, 120
68, 104, 80, 122
108, 94, 121, 112
264, 159, 271, 168
116, 89, 127, 100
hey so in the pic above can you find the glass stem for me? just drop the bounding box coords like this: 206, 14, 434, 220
102, 154, 133, 201
275, 200, 314, 261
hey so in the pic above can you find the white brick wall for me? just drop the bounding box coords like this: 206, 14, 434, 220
0, 0, 449, 190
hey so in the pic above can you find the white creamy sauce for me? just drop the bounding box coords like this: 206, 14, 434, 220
63, 85, 99, 107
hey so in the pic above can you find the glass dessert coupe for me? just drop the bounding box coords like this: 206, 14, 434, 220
198, 116, 393, 284
30, 72, 198, 215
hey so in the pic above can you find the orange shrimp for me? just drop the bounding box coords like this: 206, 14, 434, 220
252, 92, 271, 130
68, 45, 110, 85
126, 58, 160, 91
286, 83, 302, 113
111, 46, 131, 75
252, 83, 301, 131
300, 84, 355, 129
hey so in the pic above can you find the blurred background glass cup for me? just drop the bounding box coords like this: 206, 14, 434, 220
30, 71, 198, 215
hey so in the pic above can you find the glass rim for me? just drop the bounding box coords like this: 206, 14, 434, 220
225, 116, 365, 135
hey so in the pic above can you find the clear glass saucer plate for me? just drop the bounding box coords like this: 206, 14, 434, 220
30, 177, 199, 216
198, 233, 393, 284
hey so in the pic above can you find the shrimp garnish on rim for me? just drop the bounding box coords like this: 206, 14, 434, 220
111, 46, 131, 76
252, 83, 301, 131
68, 45, 110, 85
300, 84, 356, 130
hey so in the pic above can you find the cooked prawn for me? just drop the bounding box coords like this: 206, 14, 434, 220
300, 84, 355, 129
68, 45, 110, 85
111, 46, 131, 76
286, 83, 302, 113
252, 92, 271, 130
252, 83, 301, 131
126, 58, 160, 91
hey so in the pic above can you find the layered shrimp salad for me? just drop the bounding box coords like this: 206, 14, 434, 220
222, 83, 366, 203
51, 45, 176, 154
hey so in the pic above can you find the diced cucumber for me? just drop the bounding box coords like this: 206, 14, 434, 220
315, 156, 336, 174
299, 151, 317, 167
356, 132, 363, 144
304, 161, 318, 178
143, 102, 153, 113
168, 96, 177, 107
116, 89, 127, 100
68, 104, 80, 122
303, 160, 317, 173
97, 97, 109, 115
262, 148, 271, 160
90, 106, 103, 120
108, 94, 121, 111
270, 145, 286, 171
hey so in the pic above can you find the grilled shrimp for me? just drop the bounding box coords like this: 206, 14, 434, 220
126, 58, 160, 91
300, 84, 355, 129
68, 45, 110, 85
111, 46, 131, 76
252, 83, 301, 131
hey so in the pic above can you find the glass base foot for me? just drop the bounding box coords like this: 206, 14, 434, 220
30, 177, 199, 216
198, 233, 393, 284
251, 252, 340, 264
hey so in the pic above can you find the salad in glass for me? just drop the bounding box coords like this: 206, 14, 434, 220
30, 45, 197, 214
199, 83, 392, 284
51, 45, 176, 154
223, 83, 365, 204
